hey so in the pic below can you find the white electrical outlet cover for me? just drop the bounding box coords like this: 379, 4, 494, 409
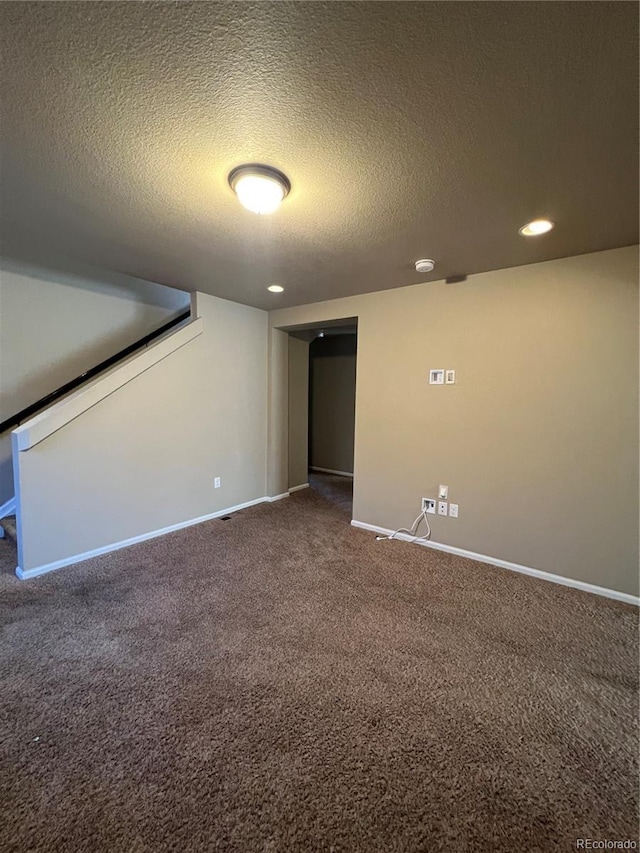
214, 477, 221, 488
422, 498, 436, 514
438, 484, 448, 499
437, 501, 448, 516
429, 369, 445, 385
449, 503, 459, 518
445, 370, 456, 384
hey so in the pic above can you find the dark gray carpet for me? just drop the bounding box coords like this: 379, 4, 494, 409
0, 475, 638, 852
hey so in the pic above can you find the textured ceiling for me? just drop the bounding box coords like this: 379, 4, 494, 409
0, 2, 637, 310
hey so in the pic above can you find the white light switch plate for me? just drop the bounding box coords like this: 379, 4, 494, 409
439, 484, 448, 499
445, 370, 456, 384
214, 477, 221, 489
449, 503, 459, 518
429, 369, 445, 385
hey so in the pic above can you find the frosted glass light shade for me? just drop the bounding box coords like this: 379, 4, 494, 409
229, 165, 291, 215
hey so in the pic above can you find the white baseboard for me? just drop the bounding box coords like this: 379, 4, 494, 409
265, 492, 290, 503
16, 495, 273, 580
310, 467, 354, 478
288, 483, 309, 493
0, 496, 16, 518
350, 520, 640, 607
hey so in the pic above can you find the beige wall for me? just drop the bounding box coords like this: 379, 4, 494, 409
267, 328, 289, 498
0, 264, 189, 503
269, 246, 639, 597
288, 335, 309, 489
309, 335, 356, 474
15, 292, 267, 572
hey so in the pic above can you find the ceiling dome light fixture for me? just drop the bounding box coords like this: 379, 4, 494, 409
519, 219, 555, 236
267, 284, 284, 293
415, 259, 435, 273
229, 164, 291, 215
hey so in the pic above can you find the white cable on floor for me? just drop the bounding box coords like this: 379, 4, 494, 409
375, 508, 432, 543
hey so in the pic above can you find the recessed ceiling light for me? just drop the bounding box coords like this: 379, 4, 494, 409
267, 284, 284, 293
415, 259, 435, 273
229, 164, 291, 215
519, 219, 554, 236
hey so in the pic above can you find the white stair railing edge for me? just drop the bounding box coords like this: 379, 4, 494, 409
13, 317, 203, 452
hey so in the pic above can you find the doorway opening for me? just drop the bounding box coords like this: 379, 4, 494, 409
286, 319, 357, 518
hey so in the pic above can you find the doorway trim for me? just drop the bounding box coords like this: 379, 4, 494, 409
267, 316, 359, 516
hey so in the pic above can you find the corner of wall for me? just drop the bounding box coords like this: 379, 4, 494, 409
190, 292, 200, 319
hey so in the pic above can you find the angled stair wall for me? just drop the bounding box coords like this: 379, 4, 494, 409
0, 263, 190, 505
12, 293, 268, 579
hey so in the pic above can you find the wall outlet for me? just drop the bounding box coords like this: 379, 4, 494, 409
422, 498, 436, 514
437, 501, 448, 516
449, 503, 459, 518
429, 369, 445, 385
445, 370, 456, 384
438, 484, 448, 499
214, 477, 221, 489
